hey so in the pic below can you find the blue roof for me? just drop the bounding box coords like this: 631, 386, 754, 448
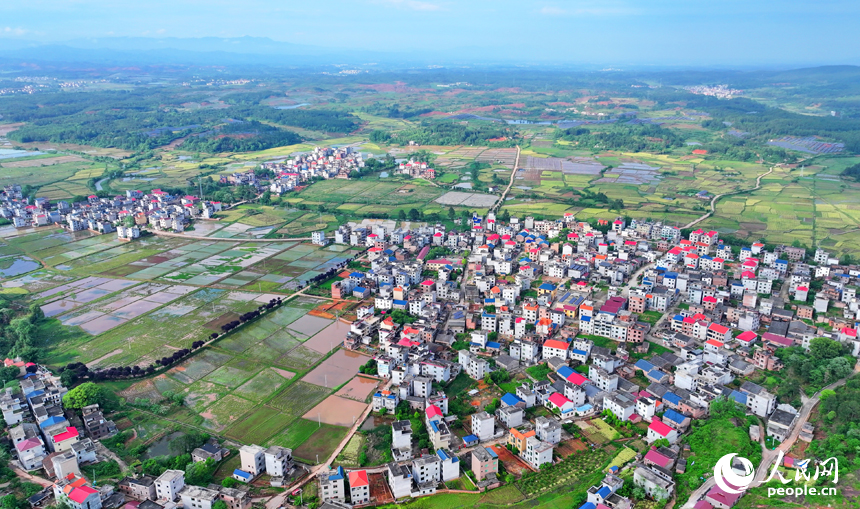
349, 272, 364, 278
233, 469, 252, 480
580, 315, 591, 322
634, 359, 654, 372
576, 404, 593, 412
776, 259, 787, 264
557, 366, 575, 379
538, 283, 556, 291
648, 369, 667, 380
520, 257, 532, 263
429, 420, 440, 433
39, 416, 66, 429
730, 390, 748, 405
663, 392, 682, 405
664, 408, 686, 424
393, 299, 407, 305
354, 287, 366, 292
437, 449, 449, 461
501, 393, 524, 406
329, 466, 345, 481
463, 434, 478, 444
673, 314, 685, 320
486, 341, 501, 349
572, 349, 588, 356
485, 447, 498, 458
482, 312, 496, 318
597, 486, 611, 499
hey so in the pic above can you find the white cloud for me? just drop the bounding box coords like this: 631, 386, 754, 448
377, 0, 442, 12
2, 26, 28, 36
156, 28, 167, 34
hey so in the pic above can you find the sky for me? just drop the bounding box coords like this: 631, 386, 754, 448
1, 0, 859, 66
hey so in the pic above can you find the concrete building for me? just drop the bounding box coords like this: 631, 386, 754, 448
239, 445, 266, 477
471, 447, 499, 481
155, 470, 185, 502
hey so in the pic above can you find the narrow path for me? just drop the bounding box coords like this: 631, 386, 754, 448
10, 464, 52, 488
264, 378, 394, 509
492, 145, 521, 213
150, 231, 316, 242
95, 440, 129, 472
682, 167, 774, 230
95, 178, 109, 192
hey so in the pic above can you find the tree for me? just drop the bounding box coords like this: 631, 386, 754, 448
62, 382, 107, 410
221, 478, 239, 488
408, 208, 420, 221
447, 207, 456, 219
397, 209, 406, 220
810, 337, 844, 360
185, 458, 217, 486
825, 357, 853, 381
28, 303, 44, 324
212, 501, 228, 509
0, 366, 20, 385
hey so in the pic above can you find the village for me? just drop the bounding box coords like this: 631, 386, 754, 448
296, 211, 858, 509
0, 185, 856, 509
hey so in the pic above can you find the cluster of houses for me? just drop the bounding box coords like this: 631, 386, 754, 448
0, 185, 224, 238
396, 159, 436, 180
4, 362, 113, 478
114, 466, 250, 509
261, 146, 366, 194
309, 210, 860, 508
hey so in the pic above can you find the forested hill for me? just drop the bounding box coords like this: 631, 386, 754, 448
0, 90, 359, 152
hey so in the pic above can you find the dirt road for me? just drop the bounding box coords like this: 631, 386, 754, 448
683, 167, 774, 230
491, 145, 521, 213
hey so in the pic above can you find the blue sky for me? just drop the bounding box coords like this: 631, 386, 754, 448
2, 0, 858, 65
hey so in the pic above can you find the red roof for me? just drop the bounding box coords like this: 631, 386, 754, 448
54, 427, 79, 443
68, 486, 98, 504
736, 331, 757, 342
543, 340, 569, 351
548, 392, 572, 408
841, 327, 857, 337
348, 470, 369, 487
649, 419, 673, 437
566, 372, 589, 386
425, 405, 443, 419
706, 339, 724, 348
644, 448, 673, 468
692, 149, 708, 155
708, 323, 729, 334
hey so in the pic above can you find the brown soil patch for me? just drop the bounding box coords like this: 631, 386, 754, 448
369, 472, 394, 505
0, 123, 24, 135
203, 312, 240, 331
739, 222, 767, 231
272, 368, 295, 379
115, 418, 133, 430
491, 445, 534, 477
556, 438, 588, 456
309, 308, 335, 319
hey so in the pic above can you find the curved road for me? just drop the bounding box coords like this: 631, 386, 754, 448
491, 145, 521, 213
683, 371, 855, 508
683, 167, 774, 230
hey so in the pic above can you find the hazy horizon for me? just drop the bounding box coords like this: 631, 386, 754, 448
2, 0, 859, 67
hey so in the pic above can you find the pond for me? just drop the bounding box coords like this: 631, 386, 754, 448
146, 431, 186, 459
0, 149, 44, 159
0, 256, 40, 278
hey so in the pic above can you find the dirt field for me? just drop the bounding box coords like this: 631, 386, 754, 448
369, 472, 394, 505
0, 155, 85, 167
490, 444, 534, 477
556, 438, 589, 457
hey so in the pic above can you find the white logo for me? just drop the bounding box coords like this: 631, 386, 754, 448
713, 453, 755, 494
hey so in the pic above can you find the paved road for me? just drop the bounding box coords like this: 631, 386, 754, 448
95, 178, 109, 191
683, 167, 774, 230
491, 145, 521, 213
683, 371, 855, 508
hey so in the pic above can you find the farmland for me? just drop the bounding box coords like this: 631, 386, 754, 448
0, 223, 372, 455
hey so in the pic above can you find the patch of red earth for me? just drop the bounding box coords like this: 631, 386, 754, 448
418, 111, 449, 117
